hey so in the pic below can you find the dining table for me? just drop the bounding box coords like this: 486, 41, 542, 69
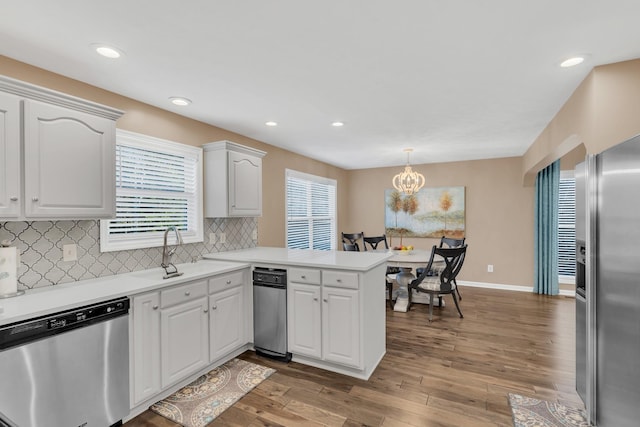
384, 249, 444, 312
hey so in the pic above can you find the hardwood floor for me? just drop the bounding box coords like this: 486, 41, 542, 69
125, 286, 580, 427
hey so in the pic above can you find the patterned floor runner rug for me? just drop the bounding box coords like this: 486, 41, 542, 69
508, 393, 589, 427
150, 358, 276, 427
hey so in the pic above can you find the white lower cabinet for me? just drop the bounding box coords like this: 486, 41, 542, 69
288, 282, 322, 358
209, 285, 244, 362
160, 297, 209, 389
131, 292, 161, 406
129, 268, 251, 411
288, 268, 362, 369
322, 286, 360, 367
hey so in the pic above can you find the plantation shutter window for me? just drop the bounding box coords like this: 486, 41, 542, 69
558, 171, 576, 282
100, 130, 203, 252
286, 169, 336, 251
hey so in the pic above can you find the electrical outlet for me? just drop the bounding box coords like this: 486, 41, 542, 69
209, 233, 216, 244
219, 232, 226, 244
63, 244, 78, 262
252, 229, 258, 240
487, 264, 494, 273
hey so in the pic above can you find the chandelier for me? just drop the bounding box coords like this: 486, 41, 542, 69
392, 148, 425, 195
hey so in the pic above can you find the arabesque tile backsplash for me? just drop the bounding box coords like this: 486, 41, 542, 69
0, 217, 257, 290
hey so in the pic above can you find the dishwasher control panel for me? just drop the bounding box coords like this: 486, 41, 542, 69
0, 297, 129, 350
253, 267, 287, 285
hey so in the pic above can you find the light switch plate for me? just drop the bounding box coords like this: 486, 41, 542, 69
219, 232, 226, 244
209, 233, 216, 244
252, 229, 258, 240
63, 244, 78, 262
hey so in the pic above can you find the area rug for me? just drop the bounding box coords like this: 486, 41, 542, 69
508, 393, 589, 427
150, 358, 276, 427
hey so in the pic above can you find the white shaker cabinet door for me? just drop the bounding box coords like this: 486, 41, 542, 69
209, 286, 244, 362
322, 286, 361, 368
22, 99, 115, 218
0, 92, 20, 218
160, 297, 209, 389
228, 150, 262, 216
288, 282, 322, 359
131, 292, 161, 406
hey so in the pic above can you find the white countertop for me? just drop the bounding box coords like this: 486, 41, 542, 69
203, 247, 391, 271
0, 260, 249, 326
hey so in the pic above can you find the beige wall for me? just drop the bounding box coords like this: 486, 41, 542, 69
0, 56, 349, 247
7, 55, 638, 291
346, 157, 535, 287
523, 58, 640, 182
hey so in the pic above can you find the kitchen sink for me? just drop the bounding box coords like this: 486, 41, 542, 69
129, 260, 241, 281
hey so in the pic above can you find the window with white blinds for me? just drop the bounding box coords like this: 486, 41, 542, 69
100, 130, 203, 252
286, 169, 336, 251
558, 171, 576, 282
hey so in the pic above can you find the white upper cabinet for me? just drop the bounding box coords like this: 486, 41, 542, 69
23, 100, 116, 218
0, 91, 21, 218
0, 75, 123, 220
203, 141, 266, 217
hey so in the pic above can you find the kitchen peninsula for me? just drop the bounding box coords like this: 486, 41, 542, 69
204, 247, 390, 380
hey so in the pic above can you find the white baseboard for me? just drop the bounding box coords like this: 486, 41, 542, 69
458, 280, 575, 297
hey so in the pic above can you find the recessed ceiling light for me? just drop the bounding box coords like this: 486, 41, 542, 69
169, 97, 191, 106
91, 44, 123, 59
560, 56, 585, 68
331, 121, 344, 127
265, 121, 278, 126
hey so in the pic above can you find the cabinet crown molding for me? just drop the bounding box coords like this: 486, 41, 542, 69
0, 75, 124, 120
202, 140, 266, 158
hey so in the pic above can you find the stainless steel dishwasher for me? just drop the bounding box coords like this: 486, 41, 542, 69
0, 297, 130, 427
253, 267, 291, 361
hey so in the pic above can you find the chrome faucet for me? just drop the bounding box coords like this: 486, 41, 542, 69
161, 226, 184, 279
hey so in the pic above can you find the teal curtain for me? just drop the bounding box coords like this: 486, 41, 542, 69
534, 160, 560, 295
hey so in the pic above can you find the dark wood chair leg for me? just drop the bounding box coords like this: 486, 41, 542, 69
451, 292, 464, 318
387, 282, 394, 309
428, 293, 434, 322
454, 279, 462, 300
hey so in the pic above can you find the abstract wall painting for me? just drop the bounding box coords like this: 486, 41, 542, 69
384, 187, 465, 239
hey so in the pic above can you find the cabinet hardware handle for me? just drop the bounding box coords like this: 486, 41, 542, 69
337, 279, 342, 283
301, 275, 306, 279
226, 280, 231, 284
10, 197, 18, 201
313, 297, 318, 301
323, 299, 328, 302
212, 305, 217, 310
153, 305, 159, 310
32, 197, 39, 202
204, 309, 209, 313
185, 291, 190, 296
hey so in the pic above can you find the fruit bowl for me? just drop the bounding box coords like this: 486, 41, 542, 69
392, 246, 414, 255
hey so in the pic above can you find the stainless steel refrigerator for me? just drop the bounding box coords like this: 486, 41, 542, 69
576, 134, 640, 426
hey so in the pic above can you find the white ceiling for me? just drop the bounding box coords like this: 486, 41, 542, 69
2, 1, 640, 170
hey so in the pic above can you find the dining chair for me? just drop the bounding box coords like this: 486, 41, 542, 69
362, 235, 388, 251
416, 236, 467, 300
440, 236, 466, 248
363, 234, 400, 308
343, 243, 359, 251
440, 236, 466, 300
408, 244, 467, 322
341, 232, 364, 251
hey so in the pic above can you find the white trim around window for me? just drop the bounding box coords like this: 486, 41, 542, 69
100, 129, 203, 252
285, 169, 337, 251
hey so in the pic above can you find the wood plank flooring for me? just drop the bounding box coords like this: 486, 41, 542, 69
124, 286, 580, 427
